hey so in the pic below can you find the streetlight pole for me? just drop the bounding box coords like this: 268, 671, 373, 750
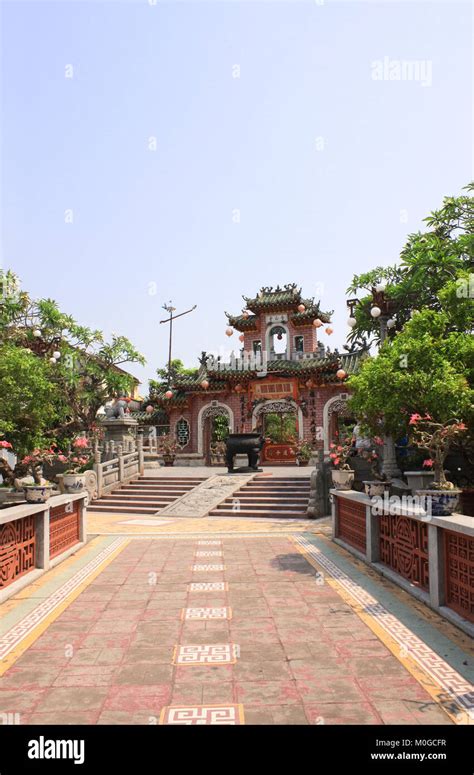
159, 302, 197, 387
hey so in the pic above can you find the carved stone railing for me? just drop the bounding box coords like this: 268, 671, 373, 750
330, 489, 474, 636
93, 437, 144, 498
0, 492, 87, 604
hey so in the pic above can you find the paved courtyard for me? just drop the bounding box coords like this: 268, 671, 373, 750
0, 511, 472, 726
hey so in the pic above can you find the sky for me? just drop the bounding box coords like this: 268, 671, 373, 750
1, 0, 472, 392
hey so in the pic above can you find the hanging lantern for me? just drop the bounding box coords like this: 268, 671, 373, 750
165, 390, 173, 399
234, 383, 242, 393
53, 351, 61, 359
336, 369, 346, 380
387, 317, 396, 329
239, 334, 245, 342
312, 318, 323, 328
347, 317, 357, 328
375, 282, 386, 293
305, 379, 313, 388
146, 405, 154, 414
298, 303, 306, 313
277, 332, 283, 340
33, 329, 41, 337
325, 326, 333, 335
370, 306, 382, 318
242, 311, 249, 319
201, 379, 209, 389
49, 357, 57, 364
225, 328, 233, 337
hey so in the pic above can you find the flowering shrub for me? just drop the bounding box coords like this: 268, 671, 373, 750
157, 433, 178, 457
409, 415, 467, 489
292, 440, 313, 463
328, 438, 354, 470
54, 437, 91, 474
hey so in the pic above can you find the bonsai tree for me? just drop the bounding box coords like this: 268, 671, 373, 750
294, 440, 314, 464
328, 438, 355, 470
409, 415, 468, 489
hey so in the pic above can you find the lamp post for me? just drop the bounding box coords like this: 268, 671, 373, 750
346, 286, 402, 479
159, 302, 197, 387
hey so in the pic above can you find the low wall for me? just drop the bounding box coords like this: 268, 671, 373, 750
0, 493, 87, 604
331, 489, 474, 637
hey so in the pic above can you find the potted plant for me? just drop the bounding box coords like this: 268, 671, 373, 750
329, 438, 356, 490
409, 415, 466, 516
293, 440, 313, 467
18, 448, 57, 503
360, 437, 392, 497
56, 437, 91, 493
158, 433, 178, 466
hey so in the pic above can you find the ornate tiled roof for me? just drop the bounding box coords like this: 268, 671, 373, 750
290, 301, 332, 326
243, 284, 302, 313
226, 285, 332, 325
224, 313, 259, 332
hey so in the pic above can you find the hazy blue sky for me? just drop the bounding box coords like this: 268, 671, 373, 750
2, 1, 472, 391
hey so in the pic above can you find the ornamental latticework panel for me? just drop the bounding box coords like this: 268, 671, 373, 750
444, 530, 474, 624
379, 514, 429, 590
49, 501, 80, 559
336, 498, 366, 553
0, 516, 36, 589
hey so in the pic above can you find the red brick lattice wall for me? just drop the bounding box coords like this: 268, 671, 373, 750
444, 530, 474, 624
0, 516, 36, 589
336, 497, 366, 553
49, 501, 80, 559
379, 514, 429, 591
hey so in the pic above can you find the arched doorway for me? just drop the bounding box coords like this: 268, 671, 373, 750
253, 400, 303, 464
198, 403, 233, 465
323, 394, 355, 453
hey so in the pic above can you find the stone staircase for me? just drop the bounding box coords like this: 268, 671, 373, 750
90, 476, 207, 515
208, 475, 311, 519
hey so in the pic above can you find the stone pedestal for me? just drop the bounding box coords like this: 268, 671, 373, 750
100, 417, 138, 449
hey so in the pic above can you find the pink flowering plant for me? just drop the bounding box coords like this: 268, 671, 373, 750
409, 414, 467, 489
56, 436, 91, 474
328, 437, 354, 470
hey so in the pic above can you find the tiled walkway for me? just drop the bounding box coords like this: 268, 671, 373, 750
0, 527, 472, 725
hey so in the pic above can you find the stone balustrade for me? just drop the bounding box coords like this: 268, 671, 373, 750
331, 489, 474, 637
0, 492, 87, 604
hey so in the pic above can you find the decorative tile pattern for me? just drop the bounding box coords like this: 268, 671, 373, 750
182, 607, 231, 620
295, 536, 474, 723
189, 582, 227, 592
192, 564, 225, 571
197, 541, 222, 545
173, 644, 239, 665
195, 551, 223, 557
0, 537, 127, 662
160, 705, 244, 725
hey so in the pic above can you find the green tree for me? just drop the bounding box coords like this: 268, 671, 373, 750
149, 359, 198, 395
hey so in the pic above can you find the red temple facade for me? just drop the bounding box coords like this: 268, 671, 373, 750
154, 284, 363, 465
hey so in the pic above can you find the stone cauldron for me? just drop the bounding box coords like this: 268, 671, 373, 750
225, 433, 264, 473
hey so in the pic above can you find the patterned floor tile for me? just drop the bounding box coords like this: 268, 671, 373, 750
191, 565, 225, 571
182, 607, 232, 621
159, 704, 244, 725
189, 582, 228, 592
173, 644, 239, 665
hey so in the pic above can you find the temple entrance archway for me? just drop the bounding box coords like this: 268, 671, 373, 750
198, 402, 234, 464
252, 399, 303, 464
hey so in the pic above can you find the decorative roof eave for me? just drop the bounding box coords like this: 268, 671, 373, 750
291, 306, 333, 326
242, 284, 302, 313
224, 312, 259, 332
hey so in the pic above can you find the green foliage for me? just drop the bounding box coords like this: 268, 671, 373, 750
150, 359, 198, 394
0, 343, 61, 457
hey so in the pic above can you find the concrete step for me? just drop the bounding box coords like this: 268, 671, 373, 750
89, 503, 160, 514
135, 478, 205, 484
218, 502, 307, 512
100, 495, 172, 504
119, 487, 191, 495
227, 496, 308, 503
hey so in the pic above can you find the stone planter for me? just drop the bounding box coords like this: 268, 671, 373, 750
162, 455, 175, 467
63, 473, 87, 494
0, 488, 15, 505
415, 488, 462, 517
24, 485, 55, 503
297, 458, 310, 467
363, 480, 392, 498
331, 469, 355, 491
405, 471, 435, 491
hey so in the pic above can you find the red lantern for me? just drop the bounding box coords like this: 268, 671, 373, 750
239, 334, 245, 343
145, 405, 154, 413
242, 311, 249, 320
305, 379, 313, 388
325, 326, 333, 335
225, 328, 233, 337
336, 369, 346, 380
313, 318, 323, 328
201, 379, 209, 389
298, 303, 306, 313
164, 390, 173, 399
